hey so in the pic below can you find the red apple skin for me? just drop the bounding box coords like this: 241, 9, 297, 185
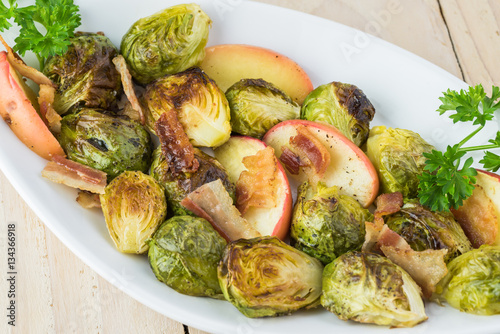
0, 51, 64, 160
214, 135, 293, 240
200, 44, 313, 104
452, 169, 500, 247
263, 120, 379, 208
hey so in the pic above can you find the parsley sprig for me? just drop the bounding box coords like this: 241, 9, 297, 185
0, 0, 81, 70
418, 85, 500, 212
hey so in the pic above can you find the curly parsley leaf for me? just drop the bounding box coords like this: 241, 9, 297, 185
0, 0, 81, 69
418, 85, 500, 211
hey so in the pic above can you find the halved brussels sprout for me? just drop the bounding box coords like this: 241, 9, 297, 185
148, 215, 226, 298
300, 82, 375, 147
321, 251, 427, 327
142, 67, 231, 147
291, 181, 372, 264
384, 200, 472, 262
100, 171, 167, 253
149, 146, 235, 216
225, 78, 300, 138
218, 236, 323, 318
59, 109, 152, 179
43, 32, 122, 115
121, 4, 211, 84
435, 245, 500, 315
366, 126, 435, 198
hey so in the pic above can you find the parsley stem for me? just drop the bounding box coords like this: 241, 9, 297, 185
36, 54, 45, 72
457, 125, 484, 148
457, 144, 500, 152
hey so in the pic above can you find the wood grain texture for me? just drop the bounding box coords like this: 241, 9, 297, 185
0, 1, 497, 334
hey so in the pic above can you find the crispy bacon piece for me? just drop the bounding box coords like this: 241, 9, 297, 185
0, 35, 55, 87
154, 111, 199, 175
180, 179, 261, 242
378, 225, 448, 299
112, 55, 145, 125
38, 84, 61, 133
42, 156, 107, 194
279, 125, 330, 181
236, 146, 279, 214
76, 191, 102, 209
362, 192, 403, 252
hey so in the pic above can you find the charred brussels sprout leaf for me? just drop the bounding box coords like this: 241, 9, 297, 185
150, 146, 235, 216
147, 215, 226, 298
384, 200, 472, 262
121, 4, 211, 84
321, 251, 427, 327
43, 32, 122, 115
301, 82, 375, 147
100, 171, 167, 253
226, 79, 300, 138
366, 126, 435, 198
59, 109, 152, 179
142, 67, 231, 147
435, 245, 500, 315
291, 181, 372, 264
218, 236, 323, 318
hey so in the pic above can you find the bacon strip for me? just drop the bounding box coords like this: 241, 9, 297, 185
279, 125, 330, 182
76, 190, 102, 209
38, 84, 61, 133
180, 179, 261, 242
154, 111, 199, 175
236, 146, 278, 214
0, 35, 55, 87
112, 55, 145, 125
42, 156, 107, 194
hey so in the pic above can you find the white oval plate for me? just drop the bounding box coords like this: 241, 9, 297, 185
1, 1, 499, 333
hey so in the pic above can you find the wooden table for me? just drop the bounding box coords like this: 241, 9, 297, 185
1, 1, 499, 333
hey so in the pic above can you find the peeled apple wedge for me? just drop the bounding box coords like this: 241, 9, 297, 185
263, 120, 379, 208
214, 136, 292, 240
200, 44, 313, 104
0, 51, 64, 160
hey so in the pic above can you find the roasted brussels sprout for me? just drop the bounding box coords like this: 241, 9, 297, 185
366, 126, 435, 198
225, 78, 300, 138
435, 245, 500, 315
321, 251, 427, 327
300, 82, 375, 147
150, 146, 235, 216
121, 4, 211, 84
43, 32, 122, 115
148, 215, 226, 298
100, 171, 167, 253
142, 67, 231, 147
218, 236, 323, 318
384, 200, 472, 262
59, 109, 152, 179
291, 181, 372, 264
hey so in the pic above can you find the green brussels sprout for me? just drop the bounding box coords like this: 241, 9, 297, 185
218, 236, 323, 318
100, 171, 167, 253
59, 109, 152, 179
150, 146, 235, 216
366, 126, 435, 198
225, 78, 300, 138
321, 251, 427, 327
435, 245, 500, 315
148, 215, 226, 298
121, 4, 211, 84
384, 200, 472, 262
43, 32, 122, 115
142, 67, 231, 147
291, 181, 372, 264
300, 82, 375, 147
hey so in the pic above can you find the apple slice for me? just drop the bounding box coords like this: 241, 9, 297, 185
263, 120, 379, 208
200, 44, 313, 104
214, 136, 292, 240
451, 169, 500, 247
